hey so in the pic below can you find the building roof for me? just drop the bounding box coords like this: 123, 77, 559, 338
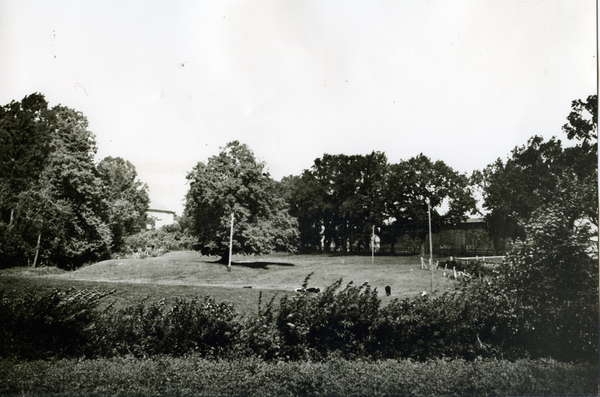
147, 209, 176, 215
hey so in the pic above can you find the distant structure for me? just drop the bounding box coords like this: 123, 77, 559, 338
147, 209, 176, 229
384, 217, 504, 256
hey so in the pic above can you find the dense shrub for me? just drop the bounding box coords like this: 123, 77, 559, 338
93, 296, 241, 358
0, 223, 30, 268
0, 288, 113, 360
276, 273, 381, 360
235, 292, 283, 361
123, 223, 196, 254
0, 269, 596, 364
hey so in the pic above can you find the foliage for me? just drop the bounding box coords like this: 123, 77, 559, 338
283, 152, 388, 252
0, 93, 52, 208
93, 296, 240, 358
276, 273, 381, 360
184, 141, 299, 261
477, 94, 598, 248
123, 222, 196, 253
32, 105, 113, 268
0, 94, 151, 268
1, 355, 597, 396
384, 154, 477, 256
97, 156, 150, 252
235, 292, 283, 361
283, 152, 476, 254
493, 179, 599, 363
0, 288, 113, 360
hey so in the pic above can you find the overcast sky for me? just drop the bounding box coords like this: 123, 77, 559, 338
0, 0, 596, 215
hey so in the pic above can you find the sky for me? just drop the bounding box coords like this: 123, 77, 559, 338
0, 0, 596, 216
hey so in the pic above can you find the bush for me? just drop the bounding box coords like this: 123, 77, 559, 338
276, 273, 381, 360
0, 288, 113, 360
92, 296, 241, 358
235, 292, 283, 361
122, 223, 196, 254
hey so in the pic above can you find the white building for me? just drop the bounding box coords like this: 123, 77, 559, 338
147, 209, 176, 229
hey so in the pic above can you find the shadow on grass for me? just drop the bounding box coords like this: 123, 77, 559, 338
210, 260, 295, 269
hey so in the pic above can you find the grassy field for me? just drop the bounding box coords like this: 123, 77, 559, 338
0, 251, 457, 316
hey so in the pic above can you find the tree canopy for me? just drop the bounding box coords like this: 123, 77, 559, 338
282, 152, 476, 254
476, 94, 598, 251
183, 141, 299, 262
384, 154, 477, 256
0, 94, 149, 268
97, 156, 150, 252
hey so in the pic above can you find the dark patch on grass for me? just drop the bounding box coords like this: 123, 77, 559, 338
207, 259, 295, 269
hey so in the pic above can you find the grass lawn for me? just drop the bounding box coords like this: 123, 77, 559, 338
0, 251, 457, 316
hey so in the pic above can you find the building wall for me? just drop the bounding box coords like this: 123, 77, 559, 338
383, 219, 499, 256
147, 210, 175, 229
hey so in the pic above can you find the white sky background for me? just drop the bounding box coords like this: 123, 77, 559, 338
0, 0, 596, 216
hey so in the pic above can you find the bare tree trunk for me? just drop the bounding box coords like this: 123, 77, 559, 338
9, 209, 14, 226
33, 232, 41, 268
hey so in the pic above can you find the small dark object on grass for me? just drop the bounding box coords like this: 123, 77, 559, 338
385, 286, 391, 296
242, 286, 252, 288
306, 287, 320, 293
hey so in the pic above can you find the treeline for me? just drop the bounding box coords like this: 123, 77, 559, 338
0, 94, 150, 269
183, 95, 597, 260
1, 93, 597, 270
279, 152, 476, 255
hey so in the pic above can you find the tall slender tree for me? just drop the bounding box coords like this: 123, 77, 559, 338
97, 156, 150, 252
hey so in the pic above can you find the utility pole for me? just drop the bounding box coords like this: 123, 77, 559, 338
228, 213, 234, 272
372, 225, 375, 264
427, 198, 434, 292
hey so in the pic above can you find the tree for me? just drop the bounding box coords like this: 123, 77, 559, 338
385, 154, 477, 257
293, 152, 388, 253
280, 173, 326, 251
0, 95, 113, 268
183, 141, 299, 263
493, 173, 599, 362
32, 105, 112, 267
97, 156, 150, 252
0, 93, 53, 225
478, 95, 598, 251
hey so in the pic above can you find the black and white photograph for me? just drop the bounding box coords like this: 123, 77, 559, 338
0, 0, 597, 395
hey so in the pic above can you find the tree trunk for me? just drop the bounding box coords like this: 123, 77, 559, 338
33, 232, 41, 268
9, 209, 14, 226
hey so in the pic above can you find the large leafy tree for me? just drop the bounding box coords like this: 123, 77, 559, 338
28, 105, 112, 267
477, 95, 598, 251
97, 156, 150, 252
482, 162, 599, 363
183, 141, 299, 263
385, 154, 477, 257
280, 172, 326, 251
284, 152, 388, 252
0, 94, 119, 268
0, 93, 53, 224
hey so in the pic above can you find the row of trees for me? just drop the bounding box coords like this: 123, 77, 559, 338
0, 94, 150, 269
183, 143, 478, 261
280, 152, 477, 255
2, 93, 596, 270
183, 95, 597, 263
